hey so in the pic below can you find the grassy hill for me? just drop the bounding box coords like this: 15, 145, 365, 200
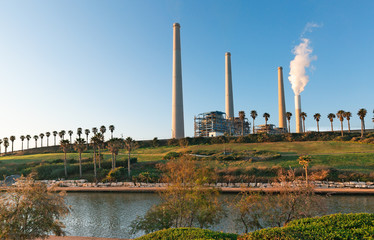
1, 140, 373, 182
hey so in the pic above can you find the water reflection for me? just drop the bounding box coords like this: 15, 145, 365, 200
63, 193, 374, 238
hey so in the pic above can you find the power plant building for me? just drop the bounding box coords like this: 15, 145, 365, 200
194, 111, 250, 137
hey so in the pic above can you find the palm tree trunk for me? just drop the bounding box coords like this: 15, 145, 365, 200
70, 136, 72, 143
47, 137, 49, 147
361, 119, 364, 137
348, 120, 351, 133
41, 139, 43, 147
303, 120, 305, 133
93, 148, 97, 181
331, 121, 334, 131
114, 154, 116, 169
64, 152, 68, 178
340, 121, 344, 137
242, 121, 244, 136
128, 151, 131, 178
27, 140, 29, 149
11, 143, 13, 153
111, 153, 114, 170
288, 119, 290, 133
252, 119, 255, 134
317, 121, 320, 132
98, 147, 102, 168
21, 142, 24, 151
79, 152, 82, 178
35, 140, 37, 148
54, 136, 56, 145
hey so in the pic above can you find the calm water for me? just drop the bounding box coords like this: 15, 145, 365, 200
64, 193, 374, 238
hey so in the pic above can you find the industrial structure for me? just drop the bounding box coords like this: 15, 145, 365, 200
194, 111, 250, 137
295, 94, 302, 133
225, 52, 234, 119
171, 23, 185, 139
278, 67, 287, 131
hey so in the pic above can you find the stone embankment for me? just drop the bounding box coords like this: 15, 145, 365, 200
30, 179, 374, 190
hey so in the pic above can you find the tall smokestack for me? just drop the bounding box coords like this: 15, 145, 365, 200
225, 52, 234, 119
295, 95, 302, 133
171, 23, 184, 139
278, 67, 287, 130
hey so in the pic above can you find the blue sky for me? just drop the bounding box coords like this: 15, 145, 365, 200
0, 0, 373, 150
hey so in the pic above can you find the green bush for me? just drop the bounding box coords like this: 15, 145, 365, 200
105, 167, 126, 182
163, 152, 182, 160
240, 213, 374, 240
136, 228, 238, 240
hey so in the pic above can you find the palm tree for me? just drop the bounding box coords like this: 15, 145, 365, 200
77, 128, 83, 139
357, 108, 367, 138
33, 135, 39, 148
95, 133, 104, 168
68, 130, 73, 143
60, 140, 70, 178
107, 138, 123, 170
92, 127, 98, 135
327, 113, 336, 131
46, 132, 51, 147
263, 113, 270, 130
26, 135, 31, 149
239, 111, 245, 136
250, 110, 258, 134
0, 139, 3, 154
345, 111, 352, 133
20, 135, 25, 151
300, 112, 307, 133
10, 136, 16, 153
74, 138, 86, 178
313, 113, 321, 132
109, 125, 115, 139
298, 155, 312, 185
90, 135, 101, 180
286, 112, 292, 133
124, 137, 137, 178
39, 133, 45, 147
59, 130, 66, 140
85, 129, 90, 144
53, 131, 58, 145
336, 110, 345, 137
100, 125, 106, 139
3, 138, 9, 154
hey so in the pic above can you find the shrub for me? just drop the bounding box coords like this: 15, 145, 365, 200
240, 213, 374, 240
105, 167, 126, 182
163, 152, 182, 160
136, 228, 238, 240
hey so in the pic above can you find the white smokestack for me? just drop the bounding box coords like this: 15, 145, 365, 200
171, 23, 184, 139
295, 95, 302, 133
225, 52, 234, 119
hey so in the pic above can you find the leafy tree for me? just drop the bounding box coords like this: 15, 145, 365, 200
250, 110, 258, 134
313, 113, 321, 132
124, 137, 137, 178
60, 140, 70, 178
10, 136, 16, 153
300, 112, 307, 133
327, 113, 336, 131
107, 138, 123, 170
152, 137, 159, 148
345, 111, 352, 133
74, 138, 86, 178
286, 112, 292, 133
109, 125, 115, 139
68, 130, 73, 143
84, 129, 90, 144
130, 158, 222, 234
239, 111, 245, 136
53, 131, 58, 145
298, 155, 312, 185
357, 108, 367, 138
46, 132, 51, 147
39, 133, 45, 147
263, 113, 270, 130
0, 176, 69, 239
26, 135, 31, 149
3, 137, 9, 154
33, 135, 39, 148
336, 110, 345, 136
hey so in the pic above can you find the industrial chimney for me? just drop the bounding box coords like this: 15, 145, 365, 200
278, 67, 287, 130
225, 52, 234, 119
171, 23, 185, 139
295, 95, 302, 133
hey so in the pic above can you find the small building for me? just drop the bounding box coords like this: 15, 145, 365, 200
255, 124, 286, 134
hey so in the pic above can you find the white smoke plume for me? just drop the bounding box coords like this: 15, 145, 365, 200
288, 38, 316, 95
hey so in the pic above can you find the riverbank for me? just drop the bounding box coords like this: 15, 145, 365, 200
39, 236, 128, 240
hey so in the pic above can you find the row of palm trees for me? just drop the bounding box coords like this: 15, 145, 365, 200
60, 134, 136, 180
248, 108, 369, 137
0, 125, 115, 154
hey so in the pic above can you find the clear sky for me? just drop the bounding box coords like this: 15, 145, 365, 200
0, 0, 373, 150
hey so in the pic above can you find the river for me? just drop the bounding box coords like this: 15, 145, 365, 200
63, 192, 374, 238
